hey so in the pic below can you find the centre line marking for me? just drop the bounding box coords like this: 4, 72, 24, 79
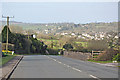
46, 56, 101, 80
89, 75, 101, 80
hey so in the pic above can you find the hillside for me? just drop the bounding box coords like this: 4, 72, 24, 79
0, 21, 118, 34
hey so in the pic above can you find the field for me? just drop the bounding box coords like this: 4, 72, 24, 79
38, 39, 61, 49
39, 39, 58, 42
38, 38, 88, 49
75, 42, 88, 47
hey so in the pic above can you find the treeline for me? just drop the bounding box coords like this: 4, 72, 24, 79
2, 26, 47, 54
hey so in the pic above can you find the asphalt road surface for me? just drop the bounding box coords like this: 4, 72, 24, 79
10, 55, 118, 79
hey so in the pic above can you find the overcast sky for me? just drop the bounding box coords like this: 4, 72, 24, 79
1, 2, 118, 23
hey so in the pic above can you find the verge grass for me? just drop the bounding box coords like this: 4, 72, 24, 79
88, 59, 113, 63
0, 55, 15, 66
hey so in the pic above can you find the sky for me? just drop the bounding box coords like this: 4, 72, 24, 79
1, 2, 118, 24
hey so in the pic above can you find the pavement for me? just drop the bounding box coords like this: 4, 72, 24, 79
10, 55, 118, 79
1, 55, 23, 80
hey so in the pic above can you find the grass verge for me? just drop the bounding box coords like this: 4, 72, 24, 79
0, 55, 15, 66
88, 59, 113, 63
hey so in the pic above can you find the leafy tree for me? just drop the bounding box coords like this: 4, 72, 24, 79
59, 36, 74, 48
63, 44, 73, 50
107, 32, 117, 49
2, 26, 47, 54
30, 45, 36, 53
112, 53, 120, 62
96, 48, 118, 61
87, 40, 108, 51
2, 25, 12, 43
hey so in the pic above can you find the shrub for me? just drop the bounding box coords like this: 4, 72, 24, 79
63, 44, 73, 50
96, 48, 118, 61
2, 26, 47, 54
112, 53, 120, 62
87, 40, 108, 51
47, 48, 59, 55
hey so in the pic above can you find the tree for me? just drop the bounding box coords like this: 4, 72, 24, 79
59, 36, 75, 48
2, 26, 47, 54
9, 25, 23, 34
72, 42, 83, 51
50, 37, 54, 48
63, 44, 73, 50
2, 25, 12, 43
107, 32, 117, 49
96, 48, 118, 61
30, 45, 36, 53
87, 40, 108, 51
112, 53, 120, 62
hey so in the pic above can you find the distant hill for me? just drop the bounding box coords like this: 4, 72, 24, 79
0, 21, 118, 34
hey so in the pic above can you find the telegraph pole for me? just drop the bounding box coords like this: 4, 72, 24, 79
2, 15, 14, 53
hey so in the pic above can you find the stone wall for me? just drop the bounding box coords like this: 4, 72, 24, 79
63, 51, 91, 61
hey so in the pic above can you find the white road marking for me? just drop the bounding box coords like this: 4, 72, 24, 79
45, 55, 101, 80
58, 61, 62, 64
72, 67, 82, 72
89, 75, 101, 80
66, 65, 70, 67
46, 56, 82, 72
89, 75, 97, 78
53, 59, 57, 61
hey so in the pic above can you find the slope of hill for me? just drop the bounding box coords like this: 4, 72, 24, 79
0, 21, 118, 34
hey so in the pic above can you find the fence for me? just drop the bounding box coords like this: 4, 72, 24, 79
2, 43, 14, 50
91, 50, 105, 60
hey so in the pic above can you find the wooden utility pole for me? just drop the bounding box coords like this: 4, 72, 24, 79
2, 15, 14, 53
51, 37, 53, 48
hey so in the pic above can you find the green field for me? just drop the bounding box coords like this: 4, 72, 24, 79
0, 55, 15, 66
38, 38, 61, 49
38, 39, 58, 42
75, 42, 88, 47
38, 38, 88, 49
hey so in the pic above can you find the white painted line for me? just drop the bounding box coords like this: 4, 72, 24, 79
76, 69, 82, 72
72, 67, 82, 72
53, 59, 56, 61
54, 60, 57, 61
46, 56, 102, 80
63, 63, 65, 65
66, 65, 70, 67
58, 61, 62, 64
62, 63, 68, 66
47, 56, 82, 72
89, 75, 98, 79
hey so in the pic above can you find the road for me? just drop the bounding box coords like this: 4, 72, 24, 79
10, 55, 118, 79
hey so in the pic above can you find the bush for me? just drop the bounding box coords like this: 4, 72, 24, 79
112, 53, 120, 62
63, 44, 73, 50
47, 48, 59, 55
96, 48, 119, 61
71, 49, 91, 53
87, 40, 108, 51
2, 26, 47, 54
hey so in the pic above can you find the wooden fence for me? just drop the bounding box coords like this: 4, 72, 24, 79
2, 43, 14, 50
91, 50, 105, 60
